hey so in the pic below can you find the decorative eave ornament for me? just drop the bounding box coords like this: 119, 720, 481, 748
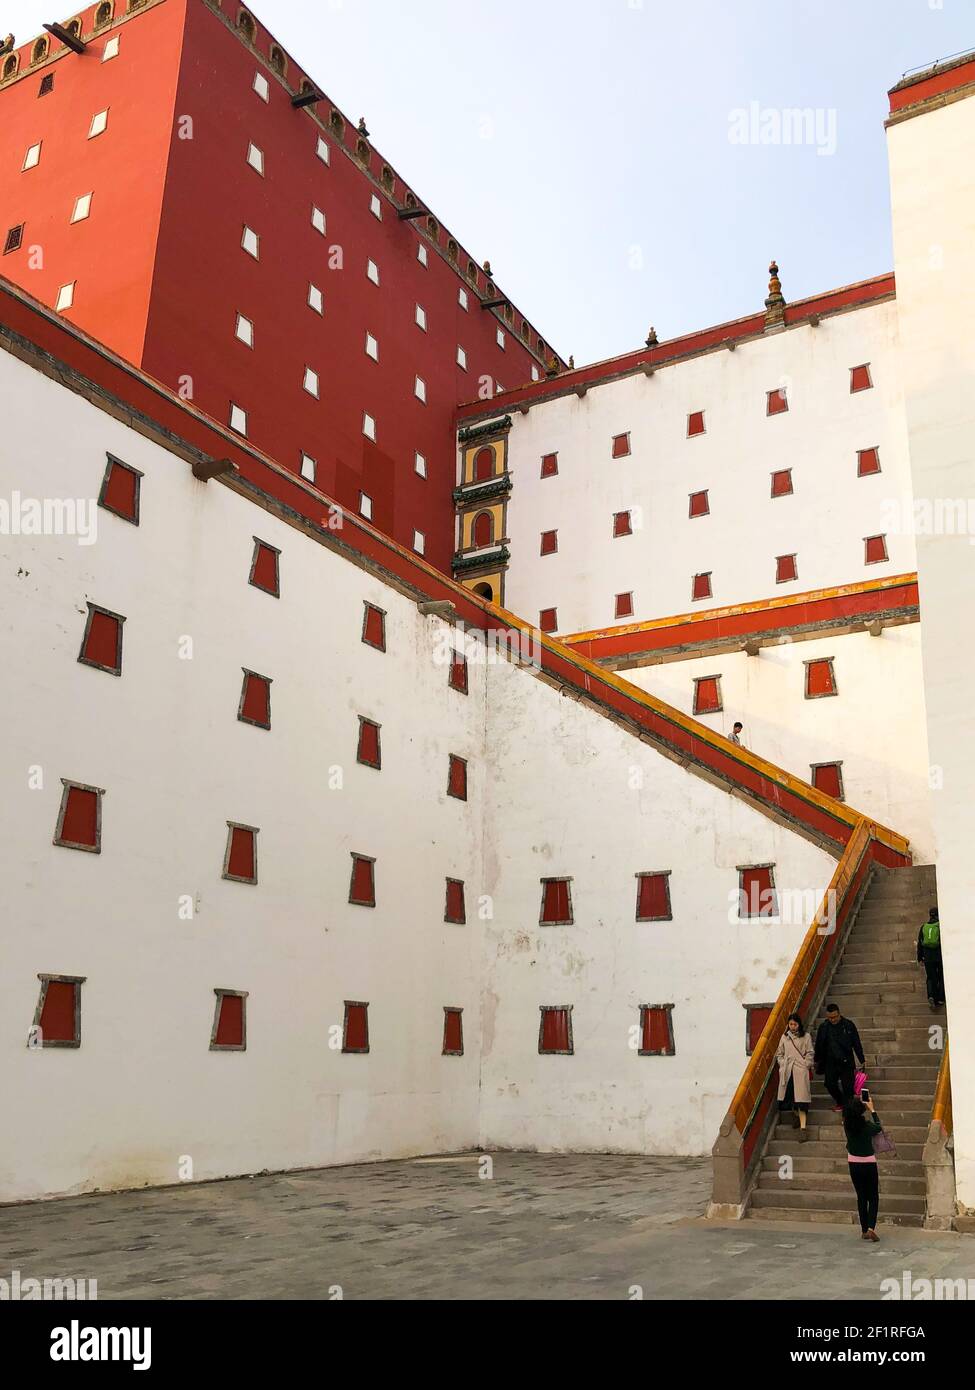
645, 326, 658, 348
765, 259, 786, 332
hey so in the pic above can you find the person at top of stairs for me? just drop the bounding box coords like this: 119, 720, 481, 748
776, 1013, 814, 1142
916, 906, 945, 1013
814, 1003, 865, 1112
844, 1092, 884, 1242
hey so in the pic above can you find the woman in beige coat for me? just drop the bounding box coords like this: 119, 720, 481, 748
777, 1013, 814, 1141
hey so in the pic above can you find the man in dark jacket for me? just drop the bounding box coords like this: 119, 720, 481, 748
917, 906, 945, 1012
814, 1003, 865, 1111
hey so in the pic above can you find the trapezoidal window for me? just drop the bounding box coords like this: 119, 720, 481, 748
687, 411, 706, 438
745, 1003, 774, 1056
692, 572, 712, 602
357, 717, 381, 769
611, 433, 631, 459
857, 447, 881, 477
805, 657, 837, 699
864, 534, 888, 565
850, 363, 873, 393
38, 71, 55, 97
613, 511, 632, 538
362, 602, 386, 651
472, 511, 494, 549
238, 670, 272, 729
693, 675, 721, 715
738, 864, 778, 919
223, 823, 258, 885
540, 453, 558, 478
766, 387, 789, 416
445, 878, 466, 924
539, 608, 557, 634
538, 1006, 573, 1055
54, 780, 103, 852
771, 469, 793, 498
615, 592, 633, 619
540, 877, 572, 925
349, 854, 376, 907
343, 1002, 370, 1053
78, 603, 124, 676
635, 871, 672, 922
98, 454, 142, 524
33, 975, 85, 1048
249, 539, 280, 597
4, 224, 24, 255
448, 651, 468, 695
811, 761, 844, 800
688, 490, 709, 518
447, 755, 468, 801
776, 553, 798, 584
442, 1008, 464, 1056
639, 1005, 675, 1056
210, 990, 247, 1050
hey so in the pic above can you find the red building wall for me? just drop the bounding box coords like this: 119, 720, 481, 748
0, 0, 558, 571
0, 0, 186, 366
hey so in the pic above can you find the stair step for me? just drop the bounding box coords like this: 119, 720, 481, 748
755, 1171, 926, 1196
746, 1207, 925, 1228
761, 1154, 923, 1176
771, 1123, 927, 1143
751, 1188, 924, 1214
767, 1139, 924, 1162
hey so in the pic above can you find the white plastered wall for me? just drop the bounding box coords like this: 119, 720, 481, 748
887, 87, 975, 1209
501, 300, 915, 636
0, 343, 834, 1198
625, 628, 933, 859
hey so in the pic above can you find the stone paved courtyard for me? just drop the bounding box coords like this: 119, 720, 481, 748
2, 1153, 974, 1301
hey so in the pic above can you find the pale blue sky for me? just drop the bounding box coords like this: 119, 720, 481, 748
10, 0, 975, 362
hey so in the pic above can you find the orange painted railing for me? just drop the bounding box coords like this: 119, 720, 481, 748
932, 1042, 952, 1137
712, 817, 889, 1208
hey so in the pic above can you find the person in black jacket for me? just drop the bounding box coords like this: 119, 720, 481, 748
814, 1003, 865, 1111
916, 906, 945, 1012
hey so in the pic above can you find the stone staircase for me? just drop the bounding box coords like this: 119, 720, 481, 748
747, 864, 943, 1227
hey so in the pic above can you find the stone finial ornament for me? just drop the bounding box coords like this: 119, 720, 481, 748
765, 259, 786, 330
0, 34, 15, 54
483, 260, 493, 277
645, 326, 658, 347
568, 355, 575, 369
357, 117, 370, 137
546, 357, 559, 378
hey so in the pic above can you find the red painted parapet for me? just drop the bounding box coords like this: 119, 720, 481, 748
889, 51, 975, 116
562, 575, 920, 666
710, 820, 910, 1215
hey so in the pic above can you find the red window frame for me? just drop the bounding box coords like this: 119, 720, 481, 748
362, 602, 387, 651
98, 453, 142, 525
349, 854, 376, 907
238, 670, 272, 729
540, 878, 573, 925
805, 658, 837, 699
249, 538, 281, 597
445, 878, 466, 924
538, 1006, 573, 1055
343, 1001, 370, 1053
223, 823, 258, 884
210, 990, 247, 1050
635, 872, 672, 922
54, 780, 103, 852
693, 675, 722, 715
639, 1005, 676, 1057
78, 602, 124, 675
739, 864, 778, 919
770, 469, 793, 498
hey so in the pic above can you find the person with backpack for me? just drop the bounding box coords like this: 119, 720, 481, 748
843, 1091, 884, 1241
917, 906, 945, 1012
